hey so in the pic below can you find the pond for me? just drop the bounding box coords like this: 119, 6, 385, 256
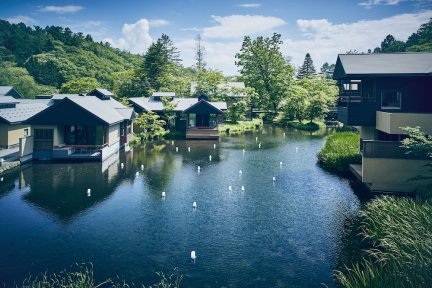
0, 126, 362, 287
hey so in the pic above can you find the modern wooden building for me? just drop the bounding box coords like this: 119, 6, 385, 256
23, 90, 134, 162
0, 86, 22, 99
334, 52, 432, 193
130, 93, 226, 139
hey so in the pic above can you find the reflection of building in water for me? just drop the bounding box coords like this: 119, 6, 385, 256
18, 150, 133, 221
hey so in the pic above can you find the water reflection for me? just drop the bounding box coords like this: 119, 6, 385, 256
0, 125, 364, 287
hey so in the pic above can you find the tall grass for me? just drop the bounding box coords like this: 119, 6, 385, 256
336, 196, 432, 288
317, 132, 361, 174
16, 264, 182, 288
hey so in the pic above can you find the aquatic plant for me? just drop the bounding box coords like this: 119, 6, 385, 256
336, 196, 432, 288
317, 132, 361, 174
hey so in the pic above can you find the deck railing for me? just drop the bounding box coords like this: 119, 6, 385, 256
361, 140, 429, 159
55, 144, 107, 155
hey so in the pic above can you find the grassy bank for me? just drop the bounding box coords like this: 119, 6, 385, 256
337, 196, 432, 288
219, 118, 263, 135
15, 264, 182, 288
317, 132, 361, 174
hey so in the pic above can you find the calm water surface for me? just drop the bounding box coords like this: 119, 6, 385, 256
0, 126, 362, 287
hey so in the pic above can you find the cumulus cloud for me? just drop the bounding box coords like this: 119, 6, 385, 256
282, 11, 432, 69
105, 19, 152, 54
202, 15, 286, 38
6, 15, 38, 25
237, 3, 261, 8
39, 5, 83, 14
148, 19, 170, 27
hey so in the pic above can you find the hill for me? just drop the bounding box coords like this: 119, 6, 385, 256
0, 20, 142, 98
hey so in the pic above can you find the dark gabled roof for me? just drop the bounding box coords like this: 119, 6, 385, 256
182, 99, 225, 114
87, 88, 114, 98
0, 86, 13, 95
67, 97, 123, 124
0, 86, 22, 98
0, 102, 48, 124
0, 96, 19, 104
27, 97, 124, 126
130, 97, 227, 113
333, 53, 432, 79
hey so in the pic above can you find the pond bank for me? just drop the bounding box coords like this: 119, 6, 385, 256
0, 161, 20, 176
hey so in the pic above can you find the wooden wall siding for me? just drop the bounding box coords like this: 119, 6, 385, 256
338, 102, 376, 126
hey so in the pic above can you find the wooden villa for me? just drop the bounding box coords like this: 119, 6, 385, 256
130, 93, 226, 139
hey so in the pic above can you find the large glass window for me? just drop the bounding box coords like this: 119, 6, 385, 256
381, 91, 401, 109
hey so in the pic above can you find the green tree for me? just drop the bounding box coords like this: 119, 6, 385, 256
193, 70, 225, 99
134, 111, 167, 140
138, 34, 181, 92
225, 100, 248, 123
235, 33, 294, 113
320, 62, 335, 79
297, 53, 316, 79
277, 84, 309, 123
161, 96, 177, 129
401, 126, 432, 181
60, 77, 100, 94
195, 34, 206, 72
306, 92, 329, 122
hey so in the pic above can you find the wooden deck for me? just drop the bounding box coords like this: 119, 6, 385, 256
186, 127, 219, 140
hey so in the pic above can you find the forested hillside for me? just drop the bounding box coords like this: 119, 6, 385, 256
0, 20, 142, 98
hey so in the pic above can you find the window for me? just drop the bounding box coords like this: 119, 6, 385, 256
381, 91, 401, 109
342, 80, 361, 91
23, 128, 29, 137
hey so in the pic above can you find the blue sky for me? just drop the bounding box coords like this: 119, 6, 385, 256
1, 0, 432, 75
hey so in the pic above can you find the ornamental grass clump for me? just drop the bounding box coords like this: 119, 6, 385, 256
336, 196, 432, 288
317, 132, 361, 174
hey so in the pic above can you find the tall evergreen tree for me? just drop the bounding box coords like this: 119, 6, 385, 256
320, 62, 335, 79
297, 53, 316, 79
195, 34, 206, 72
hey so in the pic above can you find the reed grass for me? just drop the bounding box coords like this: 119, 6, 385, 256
317, 132, 361, 174
336, 196, 432, 288
17, 264, 182, 288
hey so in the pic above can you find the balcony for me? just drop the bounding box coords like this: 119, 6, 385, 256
361, 140, 429, 159
337, 95, 377, 126
376, 111, 432, 134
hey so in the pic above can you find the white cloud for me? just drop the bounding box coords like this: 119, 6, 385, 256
39, 5, 84, 14
358, 0, 431, 8
6, 15, 38, 25
202, 15, 286, 38
177, 38, 242, 75
104, 19, 152, 54
282, 11, 432, 70
237, 3, 262, 8
148, 19, 170, 27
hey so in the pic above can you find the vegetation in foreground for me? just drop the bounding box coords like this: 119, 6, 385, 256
336, 196, 432, 288
218, 118, 263, 135
317, 132, 361, 174
16, 264, 182, 288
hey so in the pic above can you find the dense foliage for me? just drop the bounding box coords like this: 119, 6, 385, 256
373, 18, 432, 52
236, 33, 295, 113
317, 132, 361, 174
0, 20, 141, 97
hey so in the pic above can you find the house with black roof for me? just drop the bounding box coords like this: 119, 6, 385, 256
130, 92, 227, 139
334, 52, 432, 193
24, 90, 134, 162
